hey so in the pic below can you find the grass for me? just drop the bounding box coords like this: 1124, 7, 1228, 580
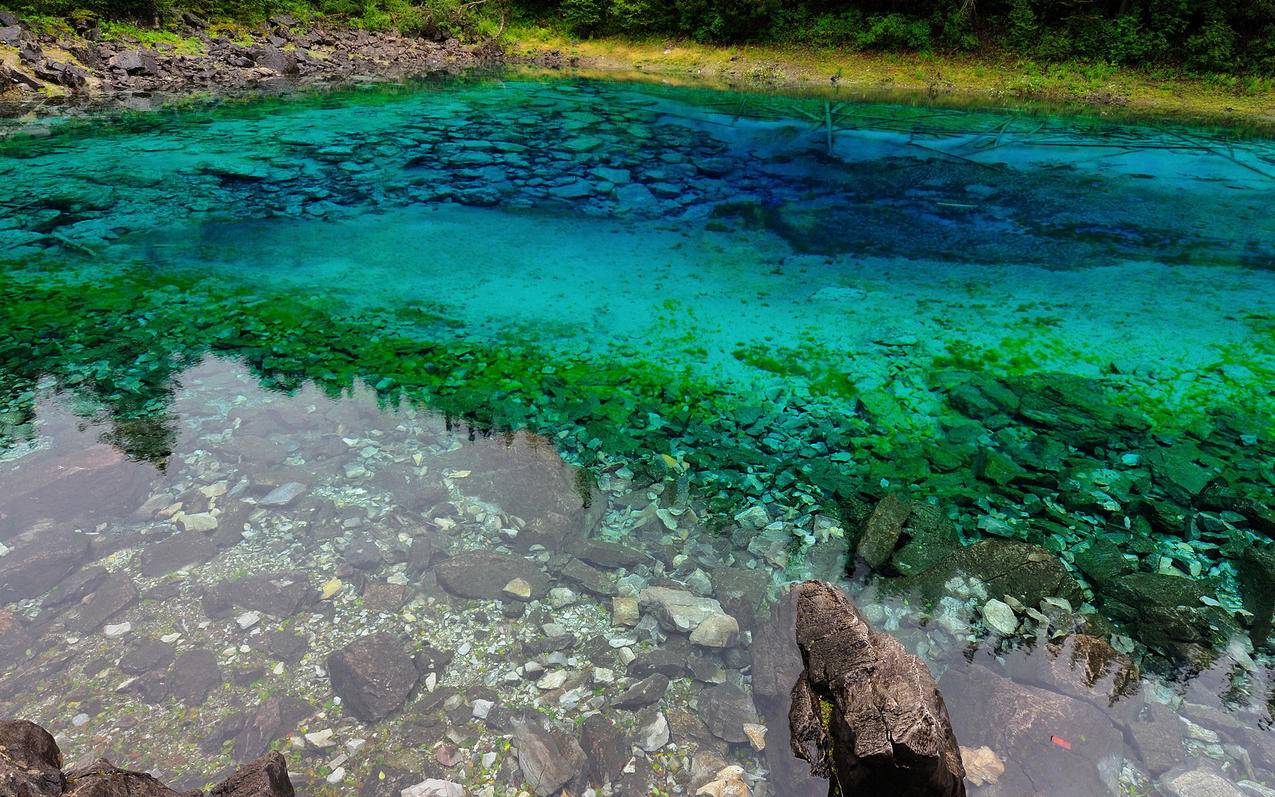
502, 25, 1275, 130
99, 20, 206, 54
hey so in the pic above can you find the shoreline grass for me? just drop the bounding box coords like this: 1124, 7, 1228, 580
505, 28, 1275, 131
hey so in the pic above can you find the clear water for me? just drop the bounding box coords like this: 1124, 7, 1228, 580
1, 75, 1273, 796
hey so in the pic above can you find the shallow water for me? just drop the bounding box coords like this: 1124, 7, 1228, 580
1, 75, 1274, 796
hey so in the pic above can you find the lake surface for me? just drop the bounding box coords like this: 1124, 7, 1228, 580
1, 75, 1273, 796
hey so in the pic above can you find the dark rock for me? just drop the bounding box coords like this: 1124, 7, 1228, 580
250, 46, 297, 74
342, 539, 384, 571
141, 531, 218, 577
232, 695, 313, 762
108, 49, 158, 75
579, 714, 628, 787
891, 503, 962, 576
571, 539, 647, 569
0, 525, 90, 604
327, 633, 418, 722
64, 758, 188, 796
208, 750, 295, 797
1233, 545, 1274, 651
0, 444, 157, 534
433, 551, 547, 600
0, 719, 64, 797
612, 674, 668, 710
856, 493, 911, 569
209, 572, 315, 618
0, 11, 20, 26
559, 558, 615, 596
119, 638, 176, 675
170, 649, 223, 706
73, 573, 138, 633
511, 717, 585, 797
0, 609, 34, 669
789, 581, 966, 796
1128, 704, 1186, 776
0, 26, 22, 46
43, 567, 109, 611
941, 663, 1123, 797
699, 683, 759, 744
1003, 634, 1141, 713
261, 631, 308, 663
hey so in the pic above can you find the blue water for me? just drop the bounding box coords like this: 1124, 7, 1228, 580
1, 74, 1273, 796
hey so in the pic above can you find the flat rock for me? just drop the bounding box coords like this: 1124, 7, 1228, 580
118, 638, 176, 675
612, 674, 668, 710
700, 684, 759, 744
141, 531, 219, 576
433, 550, 547, 600
0, 525, 90, 604
259, 482, 307, 507
171, 649, 223, 706
233, 695, 314, 762
580, 714, 628, 787
327, 633, 418, 722
74, 573, 138, 633
638, 586, 727, 634
64, 758, 184, 796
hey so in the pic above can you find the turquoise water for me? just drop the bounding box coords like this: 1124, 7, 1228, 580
1, 75, 1274, 795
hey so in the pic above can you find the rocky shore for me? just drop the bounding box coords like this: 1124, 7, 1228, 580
0, 10, 501, 106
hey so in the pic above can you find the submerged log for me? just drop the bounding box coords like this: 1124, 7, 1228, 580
788, 581, 967, 797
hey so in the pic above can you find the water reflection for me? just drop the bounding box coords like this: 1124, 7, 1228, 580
0, 357, 1270, 795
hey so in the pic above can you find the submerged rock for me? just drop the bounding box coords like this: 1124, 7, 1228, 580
327, 633, 419, 722
511, 717, 584, 797
788, 581, 966, 796
433, 550, 547, 600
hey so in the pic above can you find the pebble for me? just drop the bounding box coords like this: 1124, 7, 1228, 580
548, 587, 577, 608
325, 766, 346, 784
236, 611, 261, 630
638, 712, 670, 751
71, 713, 90, 727
536, 671, 569, 690
612, 596, 640, 627
103, 622, 131, 638
472, 699, 495, 719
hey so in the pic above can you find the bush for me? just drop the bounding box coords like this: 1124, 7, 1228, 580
561, 0, 604, 33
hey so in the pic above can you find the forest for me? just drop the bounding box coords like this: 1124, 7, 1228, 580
11, 0, 1275, 74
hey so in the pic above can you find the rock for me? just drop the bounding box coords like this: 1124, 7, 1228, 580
327, 633, 418, 722
694, 765, 750, 797
141, 531, 218, 576
259, 482, 306, 507
64, 758, 185, 796
1128, 705, 1187, 776
119, 638, 176, 675
433, 551, 547, 600
0, 525, 90, 604
233, 695, 314, 761
0, 719, 64, 797
638, 586, 727, 633
560, 558, 615, 596
1161, 767, 1245, 797
170, 649, 223, 706
249, 46, 297, 75
400, 780, 464, 797
178, 512, 218, 533
0, 26, 21, 46
572, 539, 646, 569
636, 710, 670, 752
690, 613, 740, 648
613, 674, 668, 710
1003, 634, 1141, 711
980, 599, 1019, 635
856, 493, 911, 569
580, 714, 628, 786
208, 750, 295, 796
941, 664, 1122, 797
75, 573, 138, 633
612, 596, 640, 626
511, 717, 584, 797
0, 609, 35, 669
503, 577, 533, 601
789, 582, 966, 796
108, 49, 159, 76
900, 539, 1083, 607
208, 572, 315, 618
699, 684, 759, 744
959, 746, 1004, 786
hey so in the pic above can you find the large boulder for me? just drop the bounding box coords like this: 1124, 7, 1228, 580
854, 493, 911, 569
327, 633, 418, 722
788, 582, 966, 797
0, 719, 64, 797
